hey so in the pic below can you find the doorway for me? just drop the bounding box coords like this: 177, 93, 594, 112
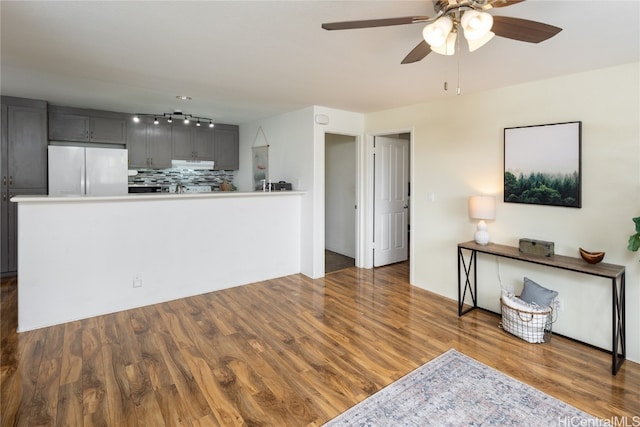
325, 133, 357, 273
373, 133, 411, 267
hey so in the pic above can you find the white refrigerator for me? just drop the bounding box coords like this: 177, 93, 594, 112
48, 146, 128, 196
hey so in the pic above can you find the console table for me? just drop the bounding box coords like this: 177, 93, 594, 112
457, 240, 626, 375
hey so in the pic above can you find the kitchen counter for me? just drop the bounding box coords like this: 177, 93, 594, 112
12, 190, 305, 203
13, 190, 304, 331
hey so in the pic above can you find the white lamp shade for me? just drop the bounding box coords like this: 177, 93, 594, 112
467, 31, 495, 52
430, 31, 457, 55
423, 16, 453, 47
461, 10, 493, 41
469, 195, 496, 220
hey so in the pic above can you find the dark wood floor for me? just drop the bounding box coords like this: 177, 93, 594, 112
324, 250, 354, 274
2, 263, 639, 426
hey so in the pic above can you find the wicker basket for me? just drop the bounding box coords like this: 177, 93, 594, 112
500, 297, 553, 343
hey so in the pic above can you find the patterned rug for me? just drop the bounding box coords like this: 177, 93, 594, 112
323, 349, 597, 426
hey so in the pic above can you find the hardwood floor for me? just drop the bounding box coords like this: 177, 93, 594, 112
324, 250, 354, 274
2, 263, 639, 426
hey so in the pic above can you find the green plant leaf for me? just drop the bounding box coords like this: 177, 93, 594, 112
634, 217, 640, 233
629, 234, 640, 252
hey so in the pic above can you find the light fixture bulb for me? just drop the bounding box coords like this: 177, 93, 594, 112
167, 116, 173, 123
430, 31, 457, 55
423, 16, 453, 48
461, 10, 493, 41
209, 121, 214, 128
133, 115, 140, 123
184, 117, 189, 124
153, 117, 159, 125
196, 120, 201, 127
467, 31, 495, 52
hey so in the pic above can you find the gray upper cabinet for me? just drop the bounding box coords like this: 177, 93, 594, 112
1, 96, 48, 274
127, 117, 171, 169
171, 125, 193, 160
90, 116, 126, 143
49, 106, 126, 144
48, 113, 89, 142
172, 124, 214, 161
193, 127, 214, 161
213, 124, 239, 170
148, 123, 172, 168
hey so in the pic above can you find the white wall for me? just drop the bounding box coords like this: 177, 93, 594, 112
365, 62, 640, 363
325, 133, 356, 257
16, 192, 302, 331
239, 106, 364, 277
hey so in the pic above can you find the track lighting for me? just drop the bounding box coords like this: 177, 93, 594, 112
132, 111, 216, 128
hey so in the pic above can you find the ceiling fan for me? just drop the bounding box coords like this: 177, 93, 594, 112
321, 0, 562, 64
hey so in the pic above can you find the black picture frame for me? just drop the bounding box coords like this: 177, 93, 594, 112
504, 121, 582, 208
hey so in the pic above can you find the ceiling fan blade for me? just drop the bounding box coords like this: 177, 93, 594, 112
492, 16, 562, 43
322, 16, 430, 31
401, 40, 431, 64
488, 0, 526, 8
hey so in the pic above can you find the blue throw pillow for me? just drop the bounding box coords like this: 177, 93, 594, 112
520, 277, 558, 308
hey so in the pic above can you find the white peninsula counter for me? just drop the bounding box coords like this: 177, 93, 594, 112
12, 191, 304, 331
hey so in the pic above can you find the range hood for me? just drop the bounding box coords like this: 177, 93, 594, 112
171, 160, 215, 170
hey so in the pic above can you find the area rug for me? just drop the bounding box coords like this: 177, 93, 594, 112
323, 349, 597, 426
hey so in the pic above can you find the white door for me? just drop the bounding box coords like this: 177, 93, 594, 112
374, 136, 409, 267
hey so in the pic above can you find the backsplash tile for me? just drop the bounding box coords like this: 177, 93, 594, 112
129, 168, 235, 190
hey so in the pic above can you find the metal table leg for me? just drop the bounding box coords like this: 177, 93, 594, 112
612, 272, 626, 375
458, 247, 477, 316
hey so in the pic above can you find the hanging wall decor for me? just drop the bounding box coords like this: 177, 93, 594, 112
252, 145, 269, 191
251, 126, 270, 191
504, 121, 582, 208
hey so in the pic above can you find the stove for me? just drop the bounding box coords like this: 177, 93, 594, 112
169, 185, 213, 193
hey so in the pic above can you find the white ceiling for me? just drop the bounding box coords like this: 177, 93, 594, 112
1, 0, 638, 125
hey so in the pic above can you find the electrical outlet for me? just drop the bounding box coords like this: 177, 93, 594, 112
554, 298, 564, 313
133, 275, 142, 288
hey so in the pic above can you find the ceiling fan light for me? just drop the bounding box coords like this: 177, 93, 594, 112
467, 31, 495, 52
431, 31, 457, 55
461, 10, 493, 41
423, 16, 453, 47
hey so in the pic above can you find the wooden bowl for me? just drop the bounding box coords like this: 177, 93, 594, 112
579, 248, 605, 264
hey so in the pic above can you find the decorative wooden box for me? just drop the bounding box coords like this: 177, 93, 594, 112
519, 238, 554, 257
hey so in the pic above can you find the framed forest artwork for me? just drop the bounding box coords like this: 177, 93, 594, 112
504, 121, 582, 208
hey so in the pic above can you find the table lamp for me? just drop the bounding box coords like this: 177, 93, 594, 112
469, 195, 495, 245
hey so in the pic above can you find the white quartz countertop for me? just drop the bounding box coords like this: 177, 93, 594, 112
11, 191, 305, 203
